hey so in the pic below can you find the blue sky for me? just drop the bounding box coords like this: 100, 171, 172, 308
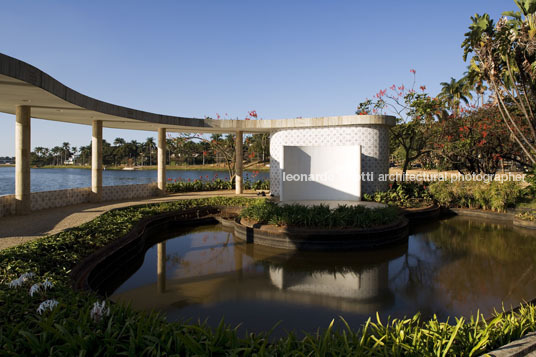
0, 0, 511, 156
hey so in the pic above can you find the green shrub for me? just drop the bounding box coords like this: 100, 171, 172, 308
240, 200, 399, 229
427, 181, 525, 212
363, 182, 433, 208
166, 178, 269, 193
516, 210, 536, 221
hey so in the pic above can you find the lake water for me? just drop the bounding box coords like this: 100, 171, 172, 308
0, 167, 268, 196
111, 216, 536, 336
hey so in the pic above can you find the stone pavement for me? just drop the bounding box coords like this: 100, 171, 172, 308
0, 190, 258, 250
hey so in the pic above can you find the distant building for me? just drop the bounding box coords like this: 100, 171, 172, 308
0, 157, 15, 164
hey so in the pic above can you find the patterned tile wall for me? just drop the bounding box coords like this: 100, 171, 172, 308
31, 187, 91, 211
0, 183, 159, 217
269, 125, 390, 196
0, 195, 16, 217
102, 183, 159, 201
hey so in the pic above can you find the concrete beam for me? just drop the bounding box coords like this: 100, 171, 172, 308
157, 128, 166, 193
91, 120, 103, 202
235, 131, 243, 195
15, 105, 31, 214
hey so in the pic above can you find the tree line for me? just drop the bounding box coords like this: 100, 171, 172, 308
30, 133, 270, 171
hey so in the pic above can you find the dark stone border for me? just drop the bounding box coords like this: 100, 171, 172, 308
233, 217, 409, 251
513, 217, 536, 230
449, 207, 513, 222
71, 206, 222, 295
447, 207, 536, 230
401, 205, 440, 221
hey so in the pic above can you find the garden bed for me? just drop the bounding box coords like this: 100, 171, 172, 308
234, 216, 409, 250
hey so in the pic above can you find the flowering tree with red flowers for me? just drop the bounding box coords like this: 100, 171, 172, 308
357, 70, 447, 173
433, 104, 529, 174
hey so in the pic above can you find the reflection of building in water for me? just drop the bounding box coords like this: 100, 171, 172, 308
269, 265, 389, 300
112, 228, 406, 316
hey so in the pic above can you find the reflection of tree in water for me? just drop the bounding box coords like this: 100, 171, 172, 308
430, 218, 536, 310
388, 237, 451, 318
391, 216, 536, 318
164, 231, 234, 271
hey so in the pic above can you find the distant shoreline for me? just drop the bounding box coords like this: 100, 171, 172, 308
22, 164, 270, 172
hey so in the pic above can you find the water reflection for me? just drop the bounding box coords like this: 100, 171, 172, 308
112, 216, 536, 334
157, 242, 166, 294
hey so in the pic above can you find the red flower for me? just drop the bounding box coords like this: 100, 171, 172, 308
420, 85, 426, 92
410, 69, 416, 74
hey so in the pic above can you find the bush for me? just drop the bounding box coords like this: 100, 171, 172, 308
516, 210, 536, 221
427, 180, 525, 212
240, 200, 399, 229
363, 182, 433, 208
166, 178, 269, 193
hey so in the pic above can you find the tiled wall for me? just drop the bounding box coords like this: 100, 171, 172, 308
102, 183, 159, 201
31, 187, 91, 211
0, 183, 159, 217
269, 125, 390, 196
0, 195, 16, 217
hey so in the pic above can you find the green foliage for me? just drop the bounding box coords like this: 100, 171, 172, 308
363, 182, 433, 208
166, 178, 269, 193
240, 200, 399, 229
462, 2, 536, 165
427, 181, 525, 212
432, 105, 526, 174
516, 210, 536, 221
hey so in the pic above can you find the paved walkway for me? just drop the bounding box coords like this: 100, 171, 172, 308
0, 190, 258, 250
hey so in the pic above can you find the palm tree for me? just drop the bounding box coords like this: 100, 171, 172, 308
71, 146, 78, 164
51, 146, 62, 166
62, 142, 71, 164
438, 77, 472, 115
464, 67, 488, 107
144, 137, 156, 166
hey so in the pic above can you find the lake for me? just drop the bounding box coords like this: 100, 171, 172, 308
0, 167, 268, 196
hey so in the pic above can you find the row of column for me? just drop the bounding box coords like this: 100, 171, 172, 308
14, 107, 246, 215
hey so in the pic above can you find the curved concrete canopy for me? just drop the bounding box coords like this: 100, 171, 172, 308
0, 53, 395, 133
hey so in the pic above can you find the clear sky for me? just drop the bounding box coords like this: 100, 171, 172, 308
0, 0, 512, 156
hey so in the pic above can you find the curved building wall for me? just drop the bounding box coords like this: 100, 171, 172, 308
269, 125, 390, 196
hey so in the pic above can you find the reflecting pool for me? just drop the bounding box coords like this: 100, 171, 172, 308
111, 216, 536, 336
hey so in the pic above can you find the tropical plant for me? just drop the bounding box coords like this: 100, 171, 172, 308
363, 181, 433, 208
462, 0, 536, 166
438, 77, 473, 115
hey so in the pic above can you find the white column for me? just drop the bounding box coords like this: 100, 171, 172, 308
235, 131, 243, 194
15, 105, 31, 214
91, 120, 103, 202
158, 128, 166, 194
